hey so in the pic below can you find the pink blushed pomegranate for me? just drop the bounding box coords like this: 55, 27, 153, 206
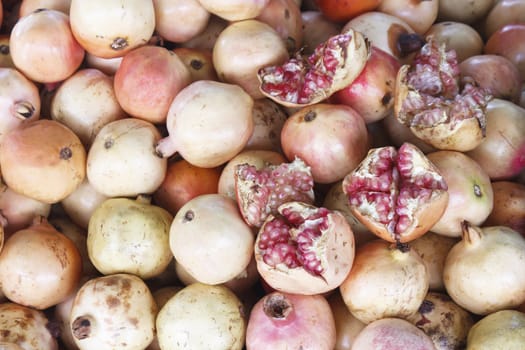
235, 157, 315, 227
342, 142, 448, 243
280, 103, 370, 184
257, 27, 370, 107
254, 201, 355, 295
331, 46, 401, 124
394, 37, 493, 152
246, 291, 336, 350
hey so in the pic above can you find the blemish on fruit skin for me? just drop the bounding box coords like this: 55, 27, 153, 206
473, 184, 482, 197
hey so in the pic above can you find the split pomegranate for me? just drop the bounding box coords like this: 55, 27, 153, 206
257, 27, 370, 107
339, 239, 429, 324
246, 291, 336, 350
235, 157, 315, 227
342, 142, 448, 243
443, 221, 525, 315
254, 201, 355, 295
394, 37, 493, 152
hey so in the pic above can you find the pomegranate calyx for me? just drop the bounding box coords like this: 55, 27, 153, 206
257, 28, 370, 107
263, 293, 294, 321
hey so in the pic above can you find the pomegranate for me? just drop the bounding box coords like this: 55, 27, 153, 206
437, 0, 493, 24
484, 24, 525, 81
256, 0, 303, 54
410, 231, 458, 291
342, 142, 448, 243
69, 0, 155, 58
246, 291, 336, 350
213, 19, 289, 100
300, 10, 342, 55
459, 54, 522, 103
169, 194, 254, 285
0, 67, 40, 145
86, 118, 167, 197
9, 8, 84, 83
484, 181, 525, 235
198, 0, 269, 21
467, 310, 525, 348
0, 216, 82, 310
152, 0, 210, 43
427, 150, 494, 237
156, 283, 246, 350
443, 221, 525, 315
83, 53, 122, 75
382, 111, 437, 154
171, 47, 218, 82
424, 21, 484, 63
180, 15, 228, 51
60, 178, 109, 229
235, 157, 315, 227
0, 119, 86, 204
87, 196, 174, 280
0, 35, 15, 69
257, 27, 370, 107
70, 274, 157, 350
153, 158, 222, 216
351, 317, 436, 350
405, 292, 475, 350
254, 201, 355, 295
327, 292, 366, 350
113, 45, 191, 124
280, 103, 370, 184
18, 0, 71, 16
244, 98, 288, 152
465, 98, 525, 180
483, 0, 525, 39
50, 68, 127, 147
0, 302, 58, 350
331, 46, 401, 124
218, 149, 287, 200
155, 80, 254, 168
378, 0, 439, 34
394, 37, 493, 152
340, 239, 429, 323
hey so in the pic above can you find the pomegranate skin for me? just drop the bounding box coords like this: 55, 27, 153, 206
246, 292, 336, 350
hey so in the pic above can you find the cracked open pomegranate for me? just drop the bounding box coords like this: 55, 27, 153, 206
257, 27, 370, 107
342, 142, 448, 243
394, 37, 493, 152
254, 201, 355, 295
235, 157, 315, 228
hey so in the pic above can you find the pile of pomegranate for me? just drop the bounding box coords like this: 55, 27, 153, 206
0, 0, 524, 349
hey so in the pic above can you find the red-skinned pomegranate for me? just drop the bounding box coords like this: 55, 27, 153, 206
153, 158, 221, 216
152, 0, 210, 43
254, 201, 355, 295
155, 80, 254, 168
331, 46, 401, 124
246, 291, 336, 350
351, 317, 436, 350
235, 157, 315, 227
459, 54, 522, 103
314, 0, 381, 23
340, 239, 429, 324
424, 21, 484, 63
443, 222, 525, 315
257, 27, 370, 107
213, 19, 289, 100
280, 103, 370, 184
0, 67, 40, 145
69, 0, 155, 58
427, 150, 494, 237
484, 24, 525, 81
394, 37, 493, 152
465, 98, 525, 180
114, 46, 191, 124
483, 0, 525, 39
10, 8, 84, 83
342, 142, 448, 243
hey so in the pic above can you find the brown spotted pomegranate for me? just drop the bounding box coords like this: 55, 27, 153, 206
254, 201, 355, 295
342, 142, 448, 243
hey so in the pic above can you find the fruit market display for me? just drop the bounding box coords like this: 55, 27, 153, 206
0, 0, 524, 349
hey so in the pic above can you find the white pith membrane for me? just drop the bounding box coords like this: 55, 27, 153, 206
343, 143, 447, 241
257, 28, 369, 107
234, 157, 315, 227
